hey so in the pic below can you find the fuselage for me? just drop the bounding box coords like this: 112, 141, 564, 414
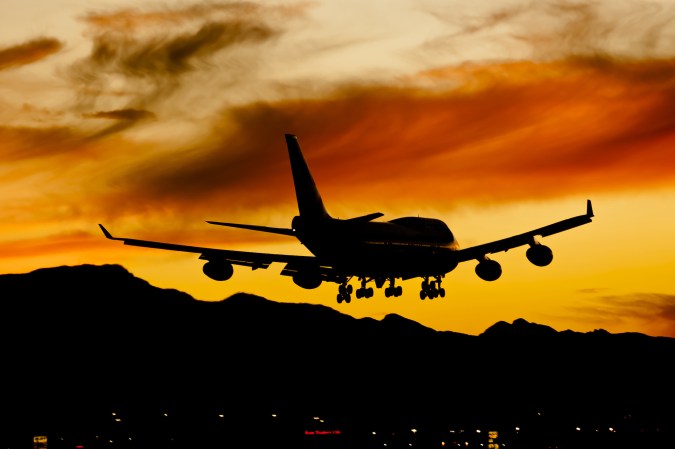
292, 215, 460, 279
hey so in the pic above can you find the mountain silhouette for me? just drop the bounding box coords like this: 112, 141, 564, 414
1, 264, 673, 448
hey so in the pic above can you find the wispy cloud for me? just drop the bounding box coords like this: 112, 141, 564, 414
66, 2, 298, 124
567, 293, 675, 337
100, 53, 675, 217
84, 108, 156, 121
79, 2, 267, 32
3, 1, 675, 225
0, 37, 63, 71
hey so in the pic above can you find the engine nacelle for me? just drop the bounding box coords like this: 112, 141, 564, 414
292, 271, 322, 289
526, 244, 553, 267
475, 259, 502, 281
202, 260, 234, 281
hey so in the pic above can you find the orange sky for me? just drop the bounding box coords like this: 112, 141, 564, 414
1, 0, 675, 337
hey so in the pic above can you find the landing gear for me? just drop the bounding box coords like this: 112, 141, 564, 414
337, 277, 406, 300
384, 278, 403, 298
344, 277, 400, 299
355, 277, 374, 299
420, 275, 445, 300
336, 282, 353, 303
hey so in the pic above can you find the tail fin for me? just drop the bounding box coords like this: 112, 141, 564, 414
285, 134, 330, 219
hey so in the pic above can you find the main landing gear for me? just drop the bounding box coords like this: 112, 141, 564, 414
336, 277, 401, 303
337, 282, 353, 303
420, 275, 445, 300
384, 278, 402, 298
336, 276, 445, 302
355, 277, 374, 299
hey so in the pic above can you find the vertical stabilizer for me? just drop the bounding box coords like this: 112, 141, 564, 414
285, 134, 330, 219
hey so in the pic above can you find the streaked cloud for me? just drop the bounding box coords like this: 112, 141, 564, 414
569, 293, 675, 337
84, 108, 156, 121
0, 37, 63, 71
101, 54, 675, 217
3, 0, 675, 227
80, 2, 265, 31
66, 2, 299, 122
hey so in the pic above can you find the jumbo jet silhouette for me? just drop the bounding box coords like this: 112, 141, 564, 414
100, 134, 594, 303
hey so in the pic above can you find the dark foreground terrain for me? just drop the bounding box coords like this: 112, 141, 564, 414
1, 264, 673, 448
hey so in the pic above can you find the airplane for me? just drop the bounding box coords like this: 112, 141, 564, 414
100, 133, 594, 303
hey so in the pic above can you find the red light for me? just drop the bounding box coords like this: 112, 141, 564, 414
304, 430, 341, 435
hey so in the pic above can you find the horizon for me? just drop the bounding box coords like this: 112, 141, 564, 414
2, 261, 668, 338
1, 0, 675, 338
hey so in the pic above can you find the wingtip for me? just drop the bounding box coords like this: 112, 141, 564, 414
99, 224, 113, 239
586, 199, 594, 218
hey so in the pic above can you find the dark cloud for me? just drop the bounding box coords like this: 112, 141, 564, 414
82, 108, 157, 138
80, 2, 267, 32
108, 107, 294, 209
84, 108, 156, 121
0, 37, 63, 71
67, 2, 289, 121
83, 21, 275, 78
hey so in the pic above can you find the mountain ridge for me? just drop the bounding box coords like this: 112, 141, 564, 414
1, 263, 674, 447
1, 263, 656, 338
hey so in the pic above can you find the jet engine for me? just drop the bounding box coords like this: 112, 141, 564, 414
475, 259, 502, 281
526, 244, 553, 267
202, 260, 234, 281
293, 271, 322, 289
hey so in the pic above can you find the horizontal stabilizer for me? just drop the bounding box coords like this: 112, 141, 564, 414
206, 221, 296, 236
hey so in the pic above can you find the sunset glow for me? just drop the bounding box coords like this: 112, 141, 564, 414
1, 0, 674, 337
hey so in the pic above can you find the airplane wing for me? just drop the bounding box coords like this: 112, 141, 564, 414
205, 220, 296, 236
454, 199, 594, 262
98, 224, 327, 274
